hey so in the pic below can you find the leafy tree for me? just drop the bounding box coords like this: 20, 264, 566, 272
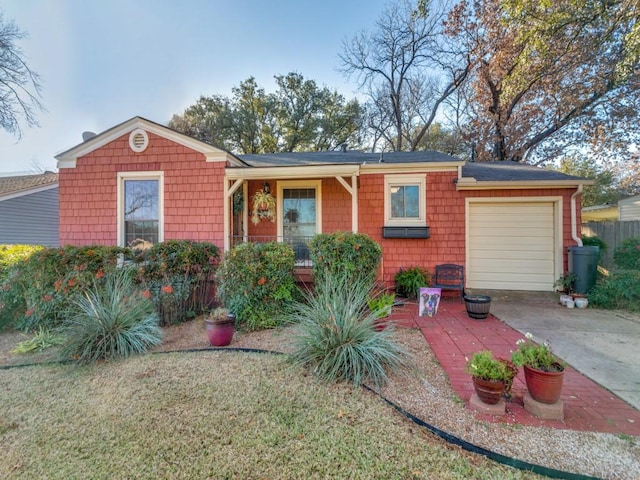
555, 155, 620, 207
340, 0, 471, 152
0, 12, 43, 137
169, 73, 364, 154
445, 0, 640, 163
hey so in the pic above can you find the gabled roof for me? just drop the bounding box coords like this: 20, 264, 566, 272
55, 116, 244, 168
0, 171, 59, 201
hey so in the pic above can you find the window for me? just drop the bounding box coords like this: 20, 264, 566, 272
384, 175, 426, 226
117, 172, 163, 247
278, 180, 322, 264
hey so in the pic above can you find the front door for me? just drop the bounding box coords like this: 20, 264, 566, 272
279, 181, 322, 264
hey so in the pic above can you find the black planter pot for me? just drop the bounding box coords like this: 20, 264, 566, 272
464, 294, 492, 320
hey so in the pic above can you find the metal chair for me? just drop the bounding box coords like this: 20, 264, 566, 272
433, 264, 465, 303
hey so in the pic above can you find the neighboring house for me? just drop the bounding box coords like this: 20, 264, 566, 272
0, 172, 59, 247
55, 117, 592, 292
582, 203, 619, 222
618, 194, 640, 221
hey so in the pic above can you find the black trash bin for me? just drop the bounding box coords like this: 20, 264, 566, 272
567, 246, 600, 294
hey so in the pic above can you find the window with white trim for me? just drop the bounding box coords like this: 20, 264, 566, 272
117, 172, 164, 247
384, 175, 426, 226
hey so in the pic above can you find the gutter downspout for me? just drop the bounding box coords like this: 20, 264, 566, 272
570, 184, 584, 246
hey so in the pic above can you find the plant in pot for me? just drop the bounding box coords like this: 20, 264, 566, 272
554, 272, 577, 307
511, 332, 565, 404
250, 189, 276, 225
465, 350, 516, 405
205, 307, 236, 346
367, 292, 396, 330
394, 266, 430, 299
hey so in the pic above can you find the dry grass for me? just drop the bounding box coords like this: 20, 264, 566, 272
1, 350, 540, 479
2, 319, 639, 479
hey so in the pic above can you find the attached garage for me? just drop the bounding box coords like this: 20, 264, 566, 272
466, 199, 562, 291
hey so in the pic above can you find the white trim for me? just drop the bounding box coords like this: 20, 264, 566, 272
0, 183, 58, 202
277, 180, 323, 239
56, 117, 242, 168
465, 196, 563, 290
457, 179, 594, 190
384, 174, 426, 227
226, 164, 359, 180
116, 171, 164, 247
128, 128, 149, 153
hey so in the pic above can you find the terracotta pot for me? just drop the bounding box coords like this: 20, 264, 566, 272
524, 364, 564, 404
205, 314, 235, 347
472, 376, 505, 405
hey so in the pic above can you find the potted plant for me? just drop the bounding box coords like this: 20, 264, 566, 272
463, 294, 492, 320
251, 189, 276, 225
205, 307, 236, 346
367, 292, 395, 330
554, 272, 577, 306
394, 266, 430, 299
465, 350, 516, 405
511, 332, 565, 404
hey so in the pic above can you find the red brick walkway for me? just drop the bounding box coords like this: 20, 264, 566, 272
389, 297, 640, 436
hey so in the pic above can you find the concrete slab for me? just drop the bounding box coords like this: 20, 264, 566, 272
472, 290, 640, 410
469, 393, 506, 416
523, 392, 564, 420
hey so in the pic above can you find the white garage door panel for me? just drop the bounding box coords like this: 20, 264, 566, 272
471, 258, 554, 274
468, 201, 556, 291
470, 236, 552, 250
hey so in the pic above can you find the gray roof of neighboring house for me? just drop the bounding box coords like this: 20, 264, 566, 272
237, 150, 460, 167
462, 161, 584, 182
0, 171, 59, 197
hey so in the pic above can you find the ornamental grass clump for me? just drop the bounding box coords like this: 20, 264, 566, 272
288, 273, 410, 388
60, 269, 163, 364
511, 332, 563, 372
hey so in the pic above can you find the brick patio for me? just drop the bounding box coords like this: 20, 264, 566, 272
389, 297, 640, 436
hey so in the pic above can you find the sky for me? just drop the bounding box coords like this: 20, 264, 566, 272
0, 0, 388, 174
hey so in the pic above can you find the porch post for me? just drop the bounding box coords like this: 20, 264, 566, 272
351, 174, 358, 233
335, 175, 359, 233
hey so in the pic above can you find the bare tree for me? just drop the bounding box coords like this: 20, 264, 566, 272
340, 0, 471, 151
0, 13, 43, 137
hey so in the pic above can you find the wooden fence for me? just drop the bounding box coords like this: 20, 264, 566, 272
581, 221, 640, 268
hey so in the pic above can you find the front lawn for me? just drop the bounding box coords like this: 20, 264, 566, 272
0, 351, 539, 479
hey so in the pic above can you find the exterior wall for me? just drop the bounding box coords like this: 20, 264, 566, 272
359, 171, 579, 287
619, 195, 640, 221
245, 178, 351, 238
0, 187, 59, 246
59, 132, 226, 248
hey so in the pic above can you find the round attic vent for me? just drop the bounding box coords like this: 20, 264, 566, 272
129, 129, 149, 153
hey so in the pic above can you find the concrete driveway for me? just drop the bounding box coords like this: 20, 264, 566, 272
473, 290, 640, 411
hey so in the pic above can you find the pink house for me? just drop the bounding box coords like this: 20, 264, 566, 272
55, 117, 591, 291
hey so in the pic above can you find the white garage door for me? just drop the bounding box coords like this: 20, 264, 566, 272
467, 201, 556, 291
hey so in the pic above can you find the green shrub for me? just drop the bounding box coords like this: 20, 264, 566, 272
60, 269, 163, 364
613, 237, 640, 270
394, 266, 430, 299
10, 327, 64, 354
581, 235, 607, 252
0, 244, 43, 282
0, 245, 130, 332
309, 232, 381, 284
216, 242, 298, 330
288, 273, 409, 388
135, 240, 220, 326
589, 269, 640, 312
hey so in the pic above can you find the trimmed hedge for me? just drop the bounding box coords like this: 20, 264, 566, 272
309, 232, 382, 284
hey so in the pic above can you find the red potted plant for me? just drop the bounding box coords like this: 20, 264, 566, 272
205, 307, 236, 347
